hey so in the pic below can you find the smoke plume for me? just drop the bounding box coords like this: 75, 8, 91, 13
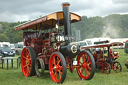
102, 25, 120, 38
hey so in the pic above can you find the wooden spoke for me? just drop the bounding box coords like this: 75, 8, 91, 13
87, 66, 92, 71
23, 56, 27, 59
55, 72, 57, 79
53, 58, 56, 65
82, 54, 85, 62
81, 68, 84, 73
23, 64, 28, 68
60, 66, 62, 70
87, 57, 90, 63
58, 70, 62, 79
57, 60, 61, 65
85, 68, 89, 76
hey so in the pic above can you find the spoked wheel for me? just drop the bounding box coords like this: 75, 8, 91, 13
76, 51, 95, 80
113, 61, 122, 73
35, 57, 45, 77
49, 52, 67, 83
102, 62, 111, 74
21, 47, 37, 77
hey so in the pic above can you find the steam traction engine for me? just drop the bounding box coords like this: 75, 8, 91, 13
14, 3, 95, 83
81, 41, 123, 74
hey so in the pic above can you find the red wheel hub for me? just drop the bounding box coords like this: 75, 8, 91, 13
82, 63, 91, 69
54, 65, 61, 71
82, 63, 87, 68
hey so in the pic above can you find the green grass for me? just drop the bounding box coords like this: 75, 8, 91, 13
0, 49, 128, 85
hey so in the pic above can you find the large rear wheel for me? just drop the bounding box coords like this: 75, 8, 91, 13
102, 62, 111, 74
49, 52, 67, 83
21, 47, 37, 77
76, 51, 95, 80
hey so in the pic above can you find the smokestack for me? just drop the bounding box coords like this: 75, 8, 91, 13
62, 2, 71, 36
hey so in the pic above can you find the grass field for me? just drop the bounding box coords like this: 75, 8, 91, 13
0, 49, 128, 85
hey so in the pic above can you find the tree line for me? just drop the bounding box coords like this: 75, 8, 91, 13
0, 14, 128, 43
72, 14, 128, 40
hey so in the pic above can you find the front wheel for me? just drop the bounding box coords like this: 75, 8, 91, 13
49, 52, 67, 83
113, 61, 122, 73
76, 51, 95, 80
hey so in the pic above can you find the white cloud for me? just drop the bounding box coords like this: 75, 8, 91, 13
0, 0, 128, 22
0, 12, 29, 22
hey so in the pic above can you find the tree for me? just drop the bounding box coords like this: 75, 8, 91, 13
0, 34, 9, 42
0, 24, 3, 33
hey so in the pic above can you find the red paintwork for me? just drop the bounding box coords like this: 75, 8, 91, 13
76, 52, 92, 79
21, 48, 31, 76
102, 63, 109, 74
49, 53, 63, 83
17, 4, 95, 82
23, 31, 79, 69
124, 40, 128, 49
21, 29, 96, 82
81, 42, 122, 74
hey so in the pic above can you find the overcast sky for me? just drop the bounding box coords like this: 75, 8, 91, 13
0, 0, 128, 22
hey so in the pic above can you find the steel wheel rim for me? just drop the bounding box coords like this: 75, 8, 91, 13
21, 48, 31, 76
49, 54, 63, 83
77, 52, 92, 79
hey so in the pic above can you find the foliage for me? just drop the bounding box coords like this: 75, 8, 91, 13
0, 14, 128, 43
0, 21, 24, 43
0, 33, 9, 42
72, 14, 128, 40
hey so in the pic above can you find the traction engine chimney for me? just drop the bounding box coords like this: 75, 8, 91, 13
62, 2, 71, 37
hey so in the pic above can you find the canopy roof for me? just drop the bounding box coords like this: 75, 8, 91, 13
14, 11, 81, 31
81, 42, 123, 49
